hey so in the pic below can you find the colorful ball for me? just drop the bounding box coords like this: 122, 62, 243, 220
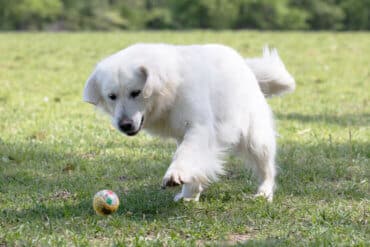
93, 190, 119, 216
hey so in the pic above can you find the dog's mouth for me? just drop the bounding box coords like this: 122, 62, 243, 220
125, 115, 144, 136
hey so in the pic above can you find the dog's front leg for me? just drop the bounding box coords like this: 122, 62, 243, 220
162, 125, 223, 201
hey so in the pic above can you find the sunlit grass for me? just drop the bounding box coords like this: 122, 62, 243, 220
0, 31, 369, 246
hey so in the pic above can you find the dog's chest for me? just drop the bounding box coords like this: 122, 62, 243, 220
144, 113, 188, 140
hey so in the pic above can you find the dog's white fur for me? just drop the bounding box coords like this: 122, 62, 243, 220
83, 43, 295, 202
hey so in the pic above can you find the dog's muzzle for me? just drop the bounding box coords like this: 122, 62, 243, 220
118, 116, 144, 136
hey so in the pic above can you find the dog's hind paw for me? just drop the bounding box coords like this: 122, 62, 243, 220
173, 183, 203, 202
254, 191, 273, 202
255, 181, 274, 202
174, 192, 200, 202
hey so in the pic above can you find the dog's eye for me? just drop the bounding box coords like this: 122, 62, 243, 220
108, 93, 117, 100
130, 90, 141, 98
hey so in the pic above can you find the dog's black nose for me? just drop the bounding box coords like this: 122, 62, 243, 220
118, 119, 134, 132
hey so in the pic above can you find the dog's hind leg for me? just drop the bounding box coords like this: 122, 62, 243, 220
174, 183, 203, 202
241, 118, 277, 202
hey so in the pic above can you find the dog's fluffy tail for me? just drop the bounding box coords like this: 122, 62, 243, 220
246, 46, 296, 97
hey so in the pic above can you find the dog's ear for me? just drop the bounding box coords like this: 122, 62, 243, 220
83, 71, 100, 105
139, 65, 161, 98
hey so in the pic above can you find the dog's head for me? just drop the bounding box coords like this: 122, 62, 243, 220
83, 56, 163, 136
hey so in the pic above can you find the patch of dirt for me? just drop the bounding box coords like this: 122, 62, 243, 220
80, 153, 97, 160
62, 163, 75, 173
226, 233, 251, 245
52, 190, 74, 200
196, 233, 252, 246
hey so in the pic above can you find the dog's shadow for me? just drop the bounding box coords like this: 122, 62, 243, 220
119, 185, 182, 216
0, 186, 181, 225
0, 139, 182, 224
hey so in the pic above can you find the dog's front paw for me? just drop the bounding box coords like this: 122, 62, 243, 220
161, 169, 188, 189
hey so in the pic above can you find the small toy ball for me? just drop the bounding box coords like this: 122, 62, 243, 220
93, 190, 119, 216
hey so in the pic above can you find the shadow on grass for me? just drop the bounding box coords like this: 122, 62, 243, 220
1, 137, 369, 225
1, 186, 180, 225
276, 112, 370, 126
0, 139, 182, 224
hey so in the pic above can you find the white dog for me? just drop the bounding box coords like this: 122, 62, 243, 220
83, 44, 295, 202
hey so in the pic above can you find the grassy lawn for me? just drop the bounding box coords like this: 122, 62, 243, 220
0, 31, 369, 246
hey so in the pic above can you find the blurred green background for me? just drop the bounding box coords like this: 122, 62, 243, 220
0, 0, 369, 31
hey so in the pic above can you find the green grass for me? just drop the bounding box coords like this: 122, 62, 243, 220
0, 31, 369, 246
